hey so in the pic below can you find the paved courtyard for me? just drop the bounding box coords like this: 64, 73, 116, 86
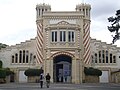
0, 83, 120, 90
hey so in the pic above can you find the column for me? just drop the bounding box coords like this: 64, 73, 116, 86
72, 58, 76, 83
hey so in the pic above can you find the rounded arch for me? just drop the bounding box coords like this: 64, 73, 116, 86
51, 51, 74, 59
52, 51, 73, 83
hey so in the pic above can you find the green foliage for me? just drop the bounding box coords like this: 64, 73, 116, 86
0, 43, 8, 50
24, 69, 41, 76
4, 68, 14, 76
0, 69, 6, 78
0, 60, 2, 68
0, 68, 14, 79
84, 67, 102, 76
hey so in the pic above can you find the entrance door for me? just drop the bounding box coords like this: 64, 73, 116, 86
53, 55, 72, 83
100, 71, 109, 83
63, 64, 71, 82
19, 71, 27, 83
56, 64, 63, 82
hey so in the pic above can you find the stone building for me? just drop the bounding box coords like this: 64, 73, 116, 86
0, 3, 120, 83
91, 39, 120, 83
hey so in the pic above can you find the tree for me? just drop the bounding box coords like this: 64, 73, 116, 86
4, 68, 14, 76
107, 9, 120, 44
0, 43, 8, 50
0, 60, 2, 68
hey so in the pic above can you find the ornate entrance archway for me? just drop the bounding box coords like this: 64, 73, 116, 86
53, 55, 72, 83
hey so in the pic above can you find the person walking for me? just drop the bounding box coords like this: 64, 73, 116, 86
40, 73, 44, 88
45, 73, 51, 88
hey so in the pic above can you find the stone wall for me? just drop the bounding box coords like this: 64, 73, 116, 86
111, 71, 120, 83
27, 76, 40, 83
85, 75, 99, 83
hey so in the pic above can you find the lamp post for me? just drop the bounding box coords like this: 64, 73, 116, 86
108, 9, 120, 44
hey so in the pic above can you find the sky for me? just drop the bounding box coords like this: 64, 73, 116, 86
0, 0, 120, 47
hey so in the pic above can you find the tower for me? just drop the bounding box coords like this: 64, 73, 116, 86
36, 3, 51, 19
76, 4, 91, 65
36, 3, 51, 65
76, 3, 91, 19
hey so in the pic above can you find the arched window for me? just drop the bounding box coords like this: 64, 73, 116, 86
102, 50, 105, 63
113, 56, 116, 63
23, 50, 25, 63
15, 53, 18, 63
30, 53, 33, 62
106, 50, 108, 63
86, 9, 88, 16
19, 51, 22, 63
110, 53, 112, 63
26, 50, 29, 63
99, 51, 101, 63
95, 53, 97, 63
12, 55, 14, 63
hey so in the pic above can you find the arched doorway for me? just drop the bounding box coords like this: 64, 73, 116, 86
53, 55, 72, 83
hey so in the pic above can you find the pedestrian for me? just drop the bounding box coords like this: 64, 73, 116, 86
45, 73, 51, 88
40, 73, 44, 88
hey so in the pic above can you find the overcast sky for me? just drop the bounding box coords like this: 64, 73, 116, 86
0, 0, 120, 47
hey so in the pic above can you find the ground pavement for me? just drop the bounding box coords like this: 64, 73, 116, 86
0, 83, 120, 90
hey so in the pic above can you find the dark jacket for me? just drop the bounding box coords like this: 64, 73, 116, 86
46, 74, 51, 80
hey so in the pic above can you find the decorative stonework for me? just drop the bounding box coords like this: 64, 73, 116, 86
50, 51, 75, 58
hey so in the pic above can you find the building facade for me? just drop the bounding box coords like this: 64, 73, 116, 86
0, 3, 120, 83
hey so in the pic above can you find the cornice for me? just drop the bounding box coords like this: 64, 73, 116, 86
43, 16, 84, 19
42, 11, 84, 19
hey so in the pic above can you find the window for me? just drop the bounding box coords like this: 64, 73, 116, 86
86, 9, 88, 16
95, 53, 97, 63
60, 31, 66, 42
19, 51, 22, 63
51, 30, 75, 42
52, 31, 57, 42
68, 31, 75, 42
106, 51, 108, 63
99, 51, 101, 63
23, 50, 25, 63
102, 50, 105, 63
12, 55, 14, 63
72, 32, 74, 42
12, 50, 31, 64
83, 9, 85, 15
119, 56, 120, 58
113, 56, 116, 63
39, 9, 41, 16
110, 53, 112, 63
55, 31, 57, 41
15, 53, 18, 63
30, 53, 33, 62
26, 51, 29, 63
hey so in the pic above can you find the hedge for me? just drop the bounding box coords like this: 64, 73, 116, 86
24, 69, 43, 76
0, 60, 2, 68
0, 69, 6, 78
84, 67, 102, 76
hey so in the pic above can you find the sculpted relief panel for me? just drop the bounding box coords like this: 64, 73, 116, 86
49, 19, 76, 24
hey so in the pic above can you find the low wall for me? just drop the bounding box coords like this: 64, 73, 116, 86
85, 75, 99, 83
28, 76, 40, 83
